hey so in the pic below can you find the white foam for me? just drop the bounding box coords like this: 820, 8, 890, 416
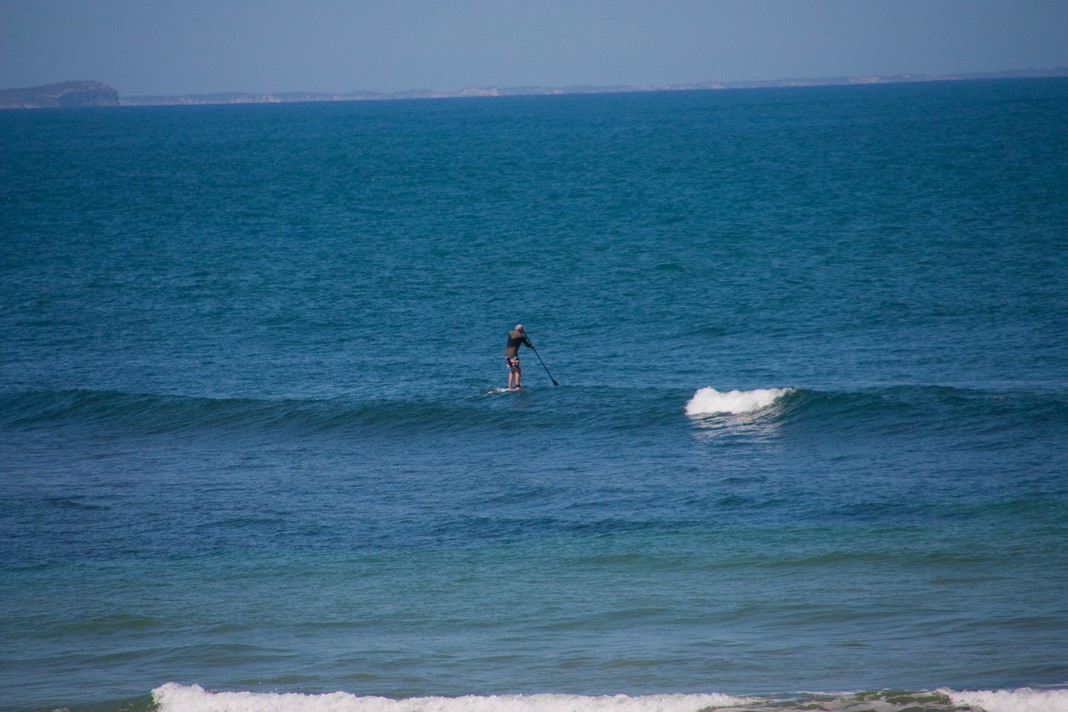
153, 684, 755, 712
684, 387, 791, 417
944, 688, 1068, 712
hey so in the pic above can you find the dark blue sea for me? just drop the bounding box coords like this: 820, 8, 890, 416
2, 79, 1067, 712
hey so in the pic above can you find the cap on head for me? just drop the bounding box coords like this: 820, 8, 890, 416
515, 324, 524, 332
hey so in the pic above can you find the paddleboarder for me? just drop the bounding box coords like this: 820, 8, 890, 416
504, 324, 534, 390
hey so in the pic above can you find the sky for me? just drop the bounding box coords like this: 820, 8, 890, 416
2, 0, 1067, 96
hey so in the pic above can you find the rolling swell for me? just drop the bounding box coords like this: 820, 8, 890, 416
0, 386, 684, 440
773, 385, 1067, 439
3, 384, 1062, 442
683, 384, 1067, 460
0, 389, 498, 438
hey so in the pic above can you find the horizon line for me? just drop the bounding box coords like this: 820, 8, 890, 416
3, 67, 1067, 110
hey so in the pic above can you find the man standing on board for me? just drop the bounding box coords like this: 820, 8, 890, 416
504, 324, 534, 390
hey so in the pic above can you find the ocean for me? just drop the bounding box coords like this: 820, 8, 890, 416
1, 79, 1066, 712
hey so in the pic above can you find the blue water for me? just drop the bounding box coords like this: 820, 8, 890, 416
2, 79, 1067, 712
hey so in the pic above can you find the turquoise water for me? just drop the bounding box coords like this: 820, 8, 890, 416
1, 79, 1067, 712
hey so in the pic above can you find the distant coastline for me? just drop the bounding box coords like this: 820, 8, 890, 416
2, 67, 1067, 109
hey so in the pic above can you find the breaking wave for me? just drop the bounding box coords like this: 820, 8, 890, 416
152, 684, 1068, 712
684, 387, 793, 416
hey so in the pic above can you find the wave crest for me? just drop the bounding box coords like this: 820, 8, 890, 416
152, 685, 1068, 712
685, 387, 792, 417
152, 685, 754, 712
945, 687, 1068, 712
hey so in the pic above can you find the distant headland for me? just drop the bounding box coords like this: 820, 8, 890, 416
0, 80, 120, 109
3, 69, 1066, 110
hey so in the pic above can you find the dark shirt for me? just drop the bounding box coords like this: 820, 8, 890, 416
504, 330, 532, 357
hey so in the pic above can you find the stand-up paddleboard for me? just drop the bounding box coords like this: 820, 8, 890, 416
483, 387, 524, 395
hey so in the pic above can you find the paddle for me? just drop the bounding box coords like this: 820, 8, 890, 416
529, 341, 559, 386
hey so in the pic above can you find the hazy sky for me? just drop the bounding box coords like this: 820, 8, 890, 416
2, 0, 1066, 96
